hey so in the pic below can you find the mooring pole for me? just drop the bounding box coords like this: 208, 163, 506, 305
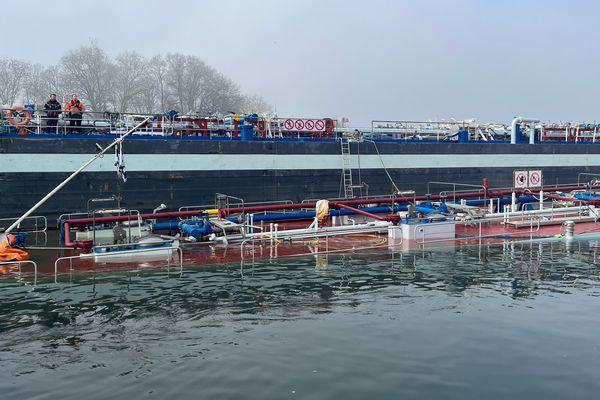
3, 117, 150, 236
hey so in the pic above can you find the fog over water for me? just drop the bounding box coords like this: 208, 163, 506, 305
2, 0, 599, 125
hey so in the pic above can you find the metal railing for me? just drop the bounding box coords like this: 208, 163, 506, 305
411, 204, 596, 246
6, 108, 600, 144
0, 215, 47, 233
54, 245, 183, 278
428, 181, 487, 202
0, 110, 339, 139
0, 259, 38, 273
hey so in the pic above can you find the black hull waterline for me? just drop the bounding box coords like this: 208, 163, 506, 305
1, 135, 599, 219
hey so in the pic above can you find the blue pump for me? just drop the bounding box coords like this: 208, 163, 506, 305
178, 218, 212, 239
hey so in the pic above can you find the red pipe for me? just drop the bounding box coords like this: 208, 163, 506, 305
65, 210, 206, 228
330, 202, 387, 221
329, 202, 400, 224
62, 183, 600, 248
218, 184, 600, 216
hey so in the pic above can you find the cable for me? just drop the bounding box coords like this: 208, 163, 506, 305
365, 140, 400, 194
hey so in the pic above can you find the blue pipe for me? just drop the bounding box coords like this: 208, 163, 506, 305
231, 205, 408, 223
575, 193, 600, 201
152, 221, 180, 231
415, 205, 440, 214
463, 195, 537, 207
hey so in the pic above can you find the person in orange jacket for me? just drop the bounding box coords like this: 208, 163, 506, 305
64, 94, 86, 133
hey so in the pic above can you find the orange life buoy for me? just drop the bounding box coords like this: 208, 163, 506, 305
5, 105, 31, 127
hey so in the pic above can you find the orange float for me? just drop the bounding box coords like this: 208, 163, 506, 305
0, 233, 29, 263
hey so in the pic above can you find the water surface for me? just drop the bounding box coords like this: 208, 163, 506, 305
2, 240, 600, 399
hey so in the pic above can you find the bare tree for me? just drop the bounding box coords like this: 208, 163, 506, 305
240, 94, 274, 115
165, 53, 211, 113
22, 63, 50, 106
165, 53, 249, 115
0, 45, 272, 116
113, 51, 149, 112
0, 57, 30, 105
43, 65, 66, 102
131, 75, 157, 114
198, 72, 243, 115
60, 42, 114, 112
148, 55, 171, 113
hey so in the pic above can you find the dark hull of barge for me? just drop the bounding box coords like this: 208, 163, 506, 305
1, 133, 600, 219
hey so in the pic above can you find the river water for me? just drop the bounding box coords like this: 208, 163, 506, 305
2, 239, 600, 399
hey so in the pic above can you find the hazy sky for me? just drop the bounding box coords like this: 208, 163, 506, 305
3, 0, 599, 126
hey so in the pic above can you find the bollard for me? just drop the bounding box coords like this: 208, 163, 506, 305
564, 220, 575, 240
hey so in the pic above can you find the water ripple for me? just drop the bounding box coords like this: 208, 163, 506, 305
2, 240, 600, 399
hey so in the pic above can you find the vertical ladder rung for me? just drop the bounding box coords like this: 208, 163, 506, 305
341, 139, 354, 198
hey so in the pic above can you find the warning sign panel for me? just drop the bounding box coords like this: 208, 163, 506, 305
281, 118, 327, 132
528, 170, 542, 188
513, 169, 544, 189
514, 170, 528, 189
284, 119, 294, 130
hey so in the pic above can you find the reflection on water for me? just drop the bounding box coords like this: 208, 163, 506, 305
2, 239, 600, 399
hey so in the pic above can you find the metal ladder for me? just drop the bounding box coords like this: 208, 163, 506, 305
341, 140, 355, 199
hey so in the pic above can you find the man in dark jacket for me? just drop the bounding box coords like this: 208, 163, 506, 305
43, 94, 62, 133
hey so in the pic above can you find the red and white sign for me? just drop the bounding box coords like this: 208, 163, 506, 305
284, 119, 295, 130
514, 170, 528, 189
282, 118, 327, 132
528, 170, 542, 188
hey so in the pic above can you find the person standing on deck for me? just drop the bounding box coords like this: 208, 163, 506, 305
64, 94, 85, 133
43, 94, 61, 133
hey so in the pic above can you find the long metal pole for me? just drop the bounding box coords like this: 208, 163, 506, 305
4, 117, 150, 236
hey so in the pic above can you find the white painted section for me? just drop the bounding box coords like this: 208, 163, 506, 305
1, 152, 600, 173
400, 220, 456, 240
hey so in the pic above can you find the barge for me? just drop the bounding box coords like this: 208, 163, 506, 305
3, 177, 600, 278
2, 110, 600, 220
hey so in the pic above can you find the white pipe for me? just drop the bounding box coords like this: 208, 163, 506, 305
484, 205, 588, 219
3, 117, 151, 237
210, 220, 391, 244
510, 117, 540, 144
511, 192, 517, 211
510, 117, 522, 144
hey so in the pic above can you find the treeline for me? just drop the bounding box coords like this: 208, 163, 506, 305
0, 42, 272, 115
